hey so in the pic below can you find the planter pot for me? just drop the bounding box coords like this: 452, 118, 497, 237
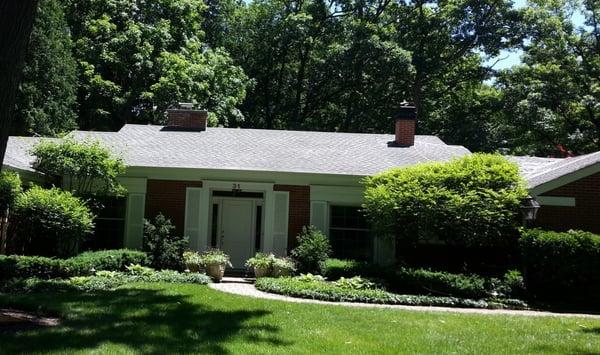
206, 263, 226, 282
186, 263, 201, 273
272, 266, 292, 277
253, 266, 271, 278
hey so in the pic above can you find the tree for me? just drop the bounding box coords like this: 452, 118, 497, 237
494, 0, 600, 156
363, 154, 527, 247
31, 138, 126, 198
0, 1, 40, 169
64, 0, 249, 130
13, 0, 78, 137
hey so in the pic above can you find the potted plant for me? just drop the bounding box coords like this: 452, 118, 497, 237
245, 253, 274, 278
199, 249, 232, 282
183, 251, 203, 273
272, 257, 295, 277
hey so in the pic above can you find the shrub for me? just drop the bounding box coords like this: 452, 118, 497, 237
255, 277, 526, 309
143, 214, 188, 270
64, 249, 148, 275
520, 229, 600, 303
0, 250, 148, 280
363, 154, 527, 247
291, 226, 331, 273
31, 138, 126, 197
0, 171, 22, 211
183, 251, 203, 272
245, 252, 274, 269
391, 267, 489, 299
321, 258, 375, 280
272, 257, 295, 277
0, 255, 66, 280
11, 186, 94, 257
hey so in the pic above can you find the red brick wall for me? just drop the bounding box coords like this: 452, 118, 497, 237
534, 172, 600, 234
274, 184, 311, 250
145, 180, 202, 234
395, 119, 415, 146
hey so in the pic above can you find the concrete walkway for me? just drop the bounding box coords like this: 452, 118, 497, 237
209, 277, 600, 319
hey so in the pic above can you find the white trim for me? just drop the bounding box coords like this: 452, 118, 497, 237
124, 193, 146, 249
536, 196, 576, 207
184, 187, 204, 250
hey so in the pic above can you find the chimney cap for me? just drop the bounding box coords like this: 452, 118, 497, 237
393, 102, 416, 120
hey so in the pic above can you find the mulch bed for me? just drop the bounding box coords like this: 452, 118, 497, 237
0, 309, 59, 332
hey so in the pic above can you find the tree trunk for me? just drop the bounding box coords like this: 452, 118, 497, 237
0, 1, 40, 170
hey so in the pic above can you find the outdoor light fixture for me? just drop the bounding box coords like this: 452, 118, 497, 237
520, 195, 541, 226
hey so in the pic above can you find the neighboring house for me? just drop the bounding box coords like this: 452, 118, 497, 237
4, 106, 600, 266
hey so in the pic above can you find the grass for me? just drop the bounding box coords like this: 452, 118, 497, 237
0, 283, 599, 354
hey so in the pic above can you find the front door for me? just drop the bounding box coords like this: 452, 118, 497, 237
219, 199, 255, 268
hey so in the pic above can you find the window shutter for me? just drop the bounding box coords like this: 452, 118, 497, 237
272, 191, 289, 256
310, 200, 328, 237
184, 188, 202, 247
124, 193, 145, 249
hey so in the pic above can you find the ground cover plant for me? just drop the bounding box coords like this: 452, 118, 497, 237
255, 276, 527, 310
1, 282, 598, 354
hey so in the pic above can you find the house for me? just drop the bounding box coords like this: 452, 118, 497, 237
4, 105, 600, 266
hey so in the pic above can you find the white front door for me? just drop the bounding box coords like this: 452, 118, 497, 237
219, 199, 255, 268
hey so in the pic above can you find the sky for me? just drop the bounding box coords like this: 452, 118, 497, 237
485, 0, 587, 70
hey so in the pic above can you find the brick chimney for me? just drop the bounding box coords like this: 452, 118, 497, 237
393, 103, 416, 147
165, 103, 208, 131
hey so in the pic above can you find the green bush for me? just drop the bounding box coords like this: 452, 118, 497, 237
143, 214, 188, 270
2, 268, 211, 293
255, 277, 527, 309
0, 249, 148, 281
321, 258, 375, 280
11, 186, 95, 257
0, 255, 66, 280
520, 229, 600, 303
392, 267, 489, 299
0, 171, 22, 210
63, 249, 148, 276
363, 154, 527, 247
291, 226, 331, 274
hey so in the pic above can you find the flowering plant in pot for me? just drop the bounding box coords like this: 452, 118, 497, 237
199, 249, 232, 282
272, 257, 295, 277
245, 253, 275, 278
183, 251, 203, 273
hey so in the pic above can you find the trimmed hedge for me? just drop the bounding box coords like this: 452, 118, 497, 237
0, 249, 149, 281
64, 249, 149, 276
255, 277, 527, 309
520, 229, 600, 303
321, 259, 490, 299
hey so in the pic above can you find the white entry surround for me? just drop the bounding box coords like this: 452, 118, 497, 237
184, 180, 289, 257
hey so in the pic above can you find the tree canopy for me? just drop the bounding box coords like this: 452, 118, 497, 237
11, 0, 600, 157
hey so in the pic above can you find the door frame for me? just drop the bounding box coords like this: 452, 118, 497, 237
210, 195, 265, 257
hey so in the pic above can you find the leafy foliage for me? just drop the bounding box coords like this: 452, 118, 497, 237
255, 277, 527, 309
290, 226, 331, 274
11, 186, 95, 257
32, 138, 126, 197
520, 229, 600, 303
198, 249, 232, 266
143, 214, 189, 270
0, 249, 148, 281
14, 0, 78, 136
64, 0, 249, 130
364, 154, 527, 247
0, 171, 22, 210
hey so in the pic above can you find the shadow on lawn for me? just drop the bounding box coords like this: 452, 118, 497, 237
0, 287, 288, 354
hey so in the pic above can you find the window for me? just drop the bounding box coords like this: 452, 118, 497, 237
84, 196, 126, 250
329, 205, 371, 261
255, 205, 262, 251
211, 203, 219, 248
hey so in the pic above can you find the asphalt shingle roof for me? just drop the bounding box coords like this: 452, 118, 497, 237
4, 124, 470, 177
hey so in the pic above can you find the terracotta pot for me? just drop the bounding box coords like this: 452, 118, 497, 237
253, 266, 271, 278
206, 263, 226, 282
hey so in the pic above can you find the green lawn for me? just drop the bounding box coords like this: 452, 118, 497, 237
1, 283, 599, 354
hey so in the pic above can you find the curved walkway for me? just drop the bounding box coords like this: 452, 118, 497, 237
209, 277, 600, 319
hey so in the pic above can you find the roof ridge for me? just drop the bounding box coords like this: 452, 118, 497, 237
526, 151, 600, 180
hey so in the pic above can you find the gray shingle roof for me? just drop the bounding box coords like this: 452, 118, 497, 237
4, 124, 470, 177
509, 152, 600, 188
